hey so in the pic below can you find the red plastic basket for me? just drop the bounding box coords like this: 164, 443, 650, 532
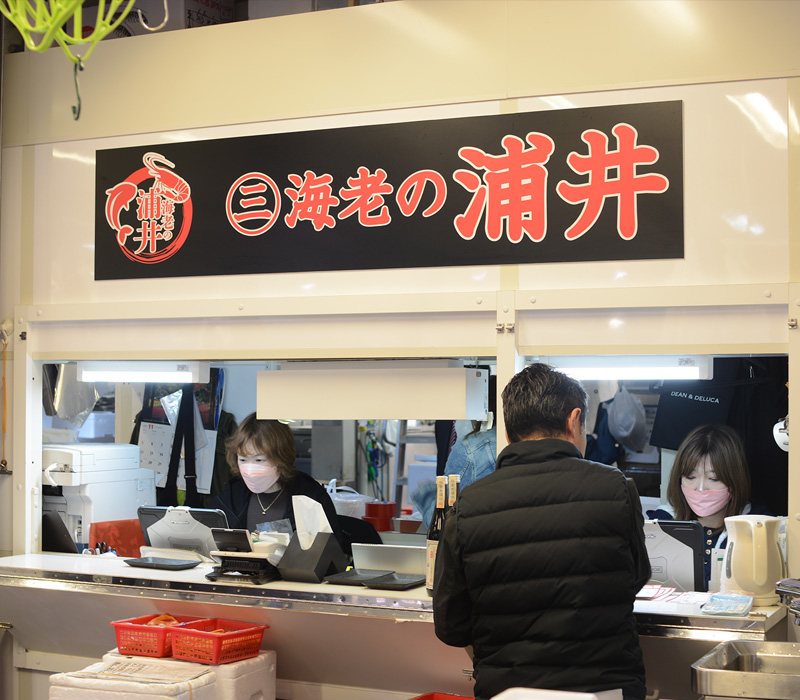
169, 618, 268, 665
110, 614, 209, 658
409, 695, 471, 700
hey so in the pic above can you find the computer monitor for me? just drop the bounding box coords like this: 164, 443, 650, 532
643, 519, 705, 592
137, 506, 228, 559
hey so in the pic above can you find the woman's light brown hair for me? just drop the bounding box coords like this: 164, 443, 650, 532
225, 413, 296, 484
666, 424, 750, 522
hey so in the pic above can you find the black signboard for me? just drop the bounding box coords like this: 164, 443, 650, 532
95, 100, 683, 280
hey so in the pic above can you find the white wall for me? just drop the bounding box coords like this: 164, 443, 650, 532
219, 363, 267, 424
1, 0, 799, 579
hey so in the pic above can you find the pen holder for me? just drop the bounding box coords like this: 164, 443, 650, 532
277, 531, 347, 583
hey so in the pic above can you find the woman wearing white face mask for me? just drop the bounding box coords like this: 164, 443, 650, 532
648, 424, 771, 588
210, 413, 343, 545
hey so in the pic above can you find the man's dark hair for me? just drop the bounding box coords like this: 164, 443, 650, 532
502, 363, 589, 443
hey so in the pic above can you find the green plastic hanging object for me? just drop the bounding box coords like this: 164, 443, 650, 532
1, 0, 141, 118
0, 0, 138, 63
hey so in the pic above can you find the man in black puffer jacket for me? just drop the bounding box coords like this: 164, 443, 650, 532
433, 363, 650, 700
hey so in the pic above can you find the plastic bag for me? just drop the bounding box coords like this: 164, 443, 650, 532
325, 479, 376, 518
254, 519, 293, 565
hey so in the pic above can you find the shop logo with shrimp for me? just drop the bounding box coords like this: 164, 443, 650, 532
104, 152, 193, 264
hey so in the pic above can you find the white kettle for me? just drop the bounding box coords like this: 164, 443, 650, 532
720, 514, 786, 606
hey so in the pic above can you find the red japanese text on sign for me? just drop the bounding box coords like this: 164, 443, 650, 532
556, 123, 669, 241
338, 166, 394, 226
285, 171, 340, 231
454, 133, 555, 243
396, 170, 448, 218
225, 172, 281, 236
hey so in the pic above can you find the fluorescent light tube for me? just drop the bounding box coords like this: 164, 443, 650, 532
540, 356, 713, 381
77, 361, 210, 384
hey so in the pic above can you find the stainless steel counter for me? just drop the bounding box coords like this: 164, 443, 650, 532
634, 605, 785, 642
0, 553, 432, 621
634, 601, 787, 700
0, 554, 789, 700
0, 554, 785, 631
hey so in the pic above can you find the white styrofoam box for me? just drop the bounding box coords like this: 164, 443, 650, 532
104, 650, 277, 700
103, 651, 207, 675
213, 650, 276, 700
49, 660, 216, 700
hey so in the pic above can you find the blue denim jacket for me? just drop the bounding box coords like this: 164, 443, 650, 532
411, 427, 497, 528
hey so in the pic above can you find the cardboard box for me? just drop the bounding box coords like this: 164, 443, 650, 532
393, 517, 424, 534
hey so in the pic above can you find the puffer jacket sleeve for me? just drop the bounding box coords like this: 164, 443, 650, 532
626, 477, 652, 592
433, 508, 473, 647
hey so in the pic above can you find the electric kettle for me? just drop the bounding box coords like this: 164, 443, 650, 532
720, 514, 786, 606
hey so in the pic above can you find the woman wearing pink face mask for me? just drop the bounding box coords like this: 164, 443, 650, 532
648, 424, 770, 588
210, 413, 343, 546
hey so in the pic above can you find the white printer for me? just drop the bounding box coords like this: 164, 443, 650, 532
42, 443, 156, 548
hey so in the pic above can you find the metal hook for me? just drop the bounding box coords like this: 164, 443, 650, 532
71, 58, 84, 121
138, 0, 169, 31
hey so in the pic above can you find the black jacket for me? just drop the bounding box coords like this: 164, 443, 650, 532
433, 438, 650, 700
210, 470, 343, 546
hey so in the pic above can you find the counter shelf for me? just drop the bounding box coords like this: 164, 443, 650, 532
0, 554, 785, 634
633, 607, 785, 642
0, 553, 433, 621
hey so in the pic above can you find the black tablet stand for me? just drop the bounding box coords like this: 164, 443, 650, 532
205, 553, 280, 585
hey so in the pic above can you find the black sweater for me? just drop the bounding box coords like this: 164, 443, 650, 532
434, 438, 650, 700
210, 470, 343, 546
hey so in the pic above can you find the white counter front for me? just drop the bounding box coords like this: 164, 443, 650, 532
0, 553, 468, 700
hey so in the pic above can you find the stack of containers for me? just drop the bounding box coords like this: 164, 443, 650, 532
48, 613, 275, 700
169, 618, 268, 666
363, 500, 396, 531
48, 661, 217, 700
102, 650, 277, 700
110, 614, 210, 659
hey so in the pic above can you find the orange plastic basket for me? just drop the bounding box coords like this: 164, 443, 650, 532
169, 618, 268, 665
110, 614, 209, 658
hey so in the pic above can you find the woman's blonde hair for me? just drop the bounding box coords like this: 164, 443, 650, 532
225, 413, 296, 484
666, 424, 750, 522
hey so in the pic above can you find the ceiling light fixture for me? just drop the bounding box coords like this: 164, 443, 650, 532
76, 361, 210, 384
539, 355, 713, 381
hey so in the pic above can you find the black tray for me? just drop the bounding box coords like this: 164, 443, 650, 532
124, 557, 201, 571
323, 568, 394, 586
361, 572, 426, 590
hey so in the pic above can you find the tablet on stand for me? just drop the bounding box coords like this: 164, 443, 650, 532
205, 528, 280, 585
